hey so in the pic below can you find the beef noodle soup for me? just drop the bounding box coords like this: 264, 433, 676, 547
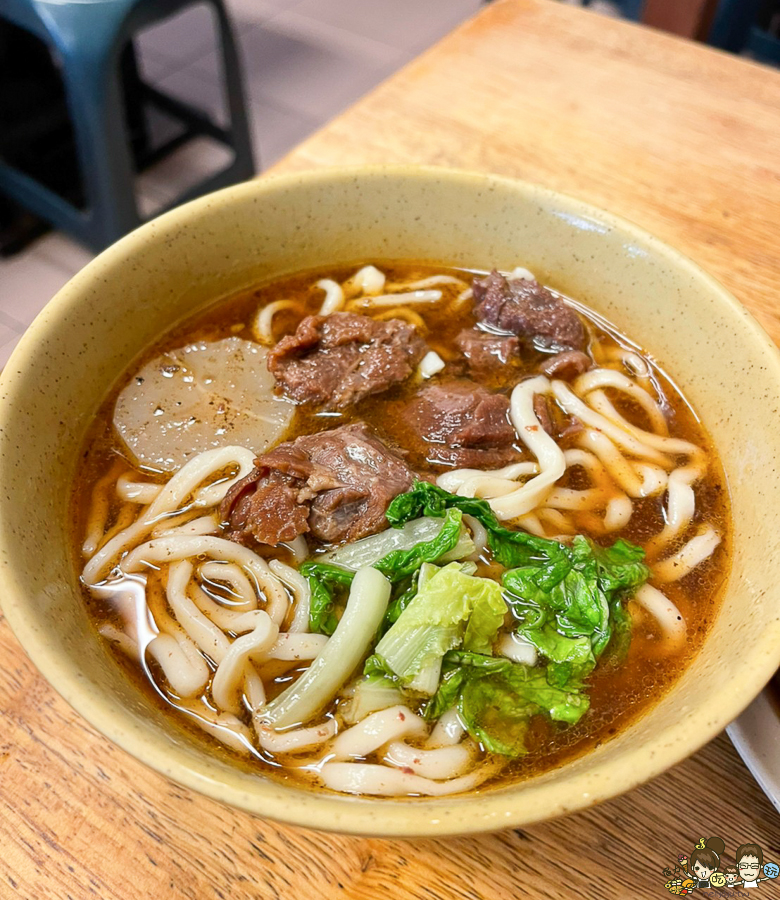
73, 263, 730, 796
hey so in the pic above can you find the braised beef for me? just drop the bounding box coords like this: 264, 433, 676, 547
472, 271, 587, 353
268, 312, 426, 409
539, 350, 592, 381
533, 393, 583, 443
219, 423, 414, 546
455, 328, 520, 375
405, 381, 519, 468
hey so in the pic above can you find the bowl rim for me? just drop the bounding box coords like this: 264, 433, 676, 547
2, 164, 780, 837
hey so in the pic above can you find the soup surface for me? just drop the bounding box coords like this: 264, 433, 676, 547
73, 263, 730, 796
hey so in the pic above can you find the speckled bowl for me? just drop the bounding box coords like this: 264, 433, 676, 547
1, 167, 779, 837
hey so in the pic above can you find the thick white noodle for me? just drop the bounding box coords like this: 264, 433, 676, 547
121, 535, 290, 626
99, 622, 140, 661
317, 279, 345, 315
388, 275, 464, 291
350, 265, 386, 295
384, 741, 475, 780
83, 446, 256, 584
280, 535, 308, 563
179, 702, 256, 755
508, 266, 535, 281
211, 611, 278, 714
152, 515, 219, 538
262, 567, 391, 728
318, 762, 492, 796
578, 430, 667, 498
198, 561, 257, 611
426, 708, 466, 748
574, 368, 669, 435
256, 719, 337, 754
645, 467, 701, 557
265, 632, 328, 661
653, 526, 721, 583
633, 584, 687, 651
356, 290, 442, 307
418, 351, 446, 379
491, 376, 567, 520
437, 462, 540, 500
116, 472, 162, 504
252, 299, 299, 344
166, 560, 230, 663
190, 584, 266, 633
331, 705, 427, 759
146, 631, 210, 698
603, 494, 634, 531
269, 559, 311, 633
498, 632, 538, 666
552, 381, 669, 467
452, 287, 473, 308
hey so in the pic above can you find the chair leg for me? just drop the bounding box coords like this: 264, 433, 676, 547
208, 0, 257, 177
61, 48, 142, 250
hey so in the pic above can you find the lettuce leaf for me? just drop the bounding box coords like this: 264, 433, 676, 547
320, 513, 474, 573
503, 534, 649, 673
370, 563, 507, 689
385, 480, 558, 568
425, 650, 589, 757
301, 562, 354, 635
373, 509, 469, 582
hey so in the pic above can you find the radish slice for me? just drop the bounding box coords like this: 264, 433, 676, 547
114, 337, 293, 472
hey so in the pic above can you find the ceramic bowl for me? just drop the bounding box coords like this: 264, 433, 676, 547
1, 167, 779, 837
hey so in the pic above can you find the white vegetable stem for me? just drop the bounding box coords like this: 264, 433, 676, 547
261, 567, 391, 728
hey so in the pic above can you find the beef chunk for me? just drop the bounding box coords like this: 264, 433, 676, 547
533, 393, 583, 443
539, 350, 592, 381
267, 312, 426, 409
455, 328, 520, 375
219, 424, 414, 546
406, 381, 519, 468
472, 271, 586, 352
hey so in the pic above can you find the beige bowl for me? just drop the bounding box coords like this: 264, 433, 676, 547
1, 167, 779, 837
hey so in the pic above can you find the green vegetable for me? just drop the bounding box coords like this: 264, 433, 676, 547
387, 482, 650, 682
305, 509, 475, 634
385, 480, 564, 568
369, 562, 507, 692
425, 650, 589, 757
301, 562, 354, 635
374, 509, 469, 582
319, 514, 475, 572
503, 534, 649, 685
341, 673, 403, 725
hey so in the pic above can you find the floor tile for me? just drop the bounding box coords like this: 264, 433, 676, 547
288, 0, 482, 54
35, 233, 95, 274
0, 252, 74, 329
156, 65, 229, 129
249, 100, 319, 168
223, 0, 289, 29
136, 138, 236, 206
135, 4, 220, 71
195, 14, 405, 122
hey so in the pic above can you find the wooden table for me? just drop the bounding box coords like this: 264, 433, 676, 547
3, 2, 780, 897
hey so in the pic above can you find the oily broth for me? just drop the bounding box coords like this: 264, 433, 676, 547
72, 262, 731, 792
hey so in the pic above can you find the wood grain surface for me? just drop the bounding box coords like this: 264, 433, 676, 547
3, 1, 780, 897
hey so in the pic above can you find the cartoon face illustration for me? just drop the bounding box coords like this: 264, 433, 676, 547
739, 855, 762, 884
693, 860, 716, 880
725, 872, 738, 884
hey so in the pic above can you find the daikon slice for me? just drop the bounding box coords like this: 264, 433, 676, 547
114, 337, 293, 472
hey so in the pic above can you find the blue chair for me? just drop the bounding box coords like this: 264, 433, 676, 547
709, 0, 780, 64
0, 0, 254, 251
582, 0, 645, 19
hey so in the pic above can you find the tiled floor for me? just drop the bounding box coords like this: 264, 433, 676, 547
0, 0, 618, 367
